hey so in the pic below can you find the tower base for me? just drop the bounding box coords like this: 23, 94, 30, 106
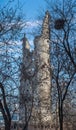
28, 125, 51, 130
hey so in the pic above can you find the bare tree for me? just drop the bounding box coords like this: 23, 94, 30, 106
51, 43, 75, 130
42, 1, 76, 130
0, 1, 24, 129
0, 83, 11, 130
63, 90, 76, 130
49, 0, 76, 70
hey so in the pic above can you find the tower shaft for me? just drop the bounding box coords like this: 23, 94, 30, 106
20, 11, 52, 130
33, 11, 52, 128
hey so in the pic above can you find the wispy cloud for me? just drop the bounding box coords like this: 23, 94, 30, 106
3, 20, 42, 30
25, 20, 42, 29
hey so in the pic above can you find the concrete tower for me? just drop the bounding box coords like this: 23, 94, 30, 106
19, 34, 33, 123
20, 11, 52, 130
33, 11, 52, 129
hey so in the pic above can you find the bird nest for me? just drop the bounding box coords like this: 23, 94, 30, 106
54, 19, 65, 30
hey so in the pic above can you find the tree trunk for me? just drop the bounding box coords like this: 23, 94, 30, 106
59, 103, 63, 130
5, 121, 11, 130
5, 125, 11, 130
23, 122, 28, 130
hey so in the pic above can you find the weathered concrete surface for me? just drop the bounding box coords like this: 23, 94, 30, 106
31, 11, 52, 128
20, 11, 52, 129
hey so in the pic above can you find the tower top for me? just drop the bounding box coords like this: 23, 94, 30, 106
45, 10, 50, 18
22, 33, 30, 50
42, 11, 50, 39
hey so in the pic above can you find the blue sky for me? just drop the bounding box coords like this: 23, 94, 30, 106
0, 0, 47, 20
0, 0, 47, 32
0, 0, 55, 47
0, 0, 46, 37
22, 0, 47, 20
